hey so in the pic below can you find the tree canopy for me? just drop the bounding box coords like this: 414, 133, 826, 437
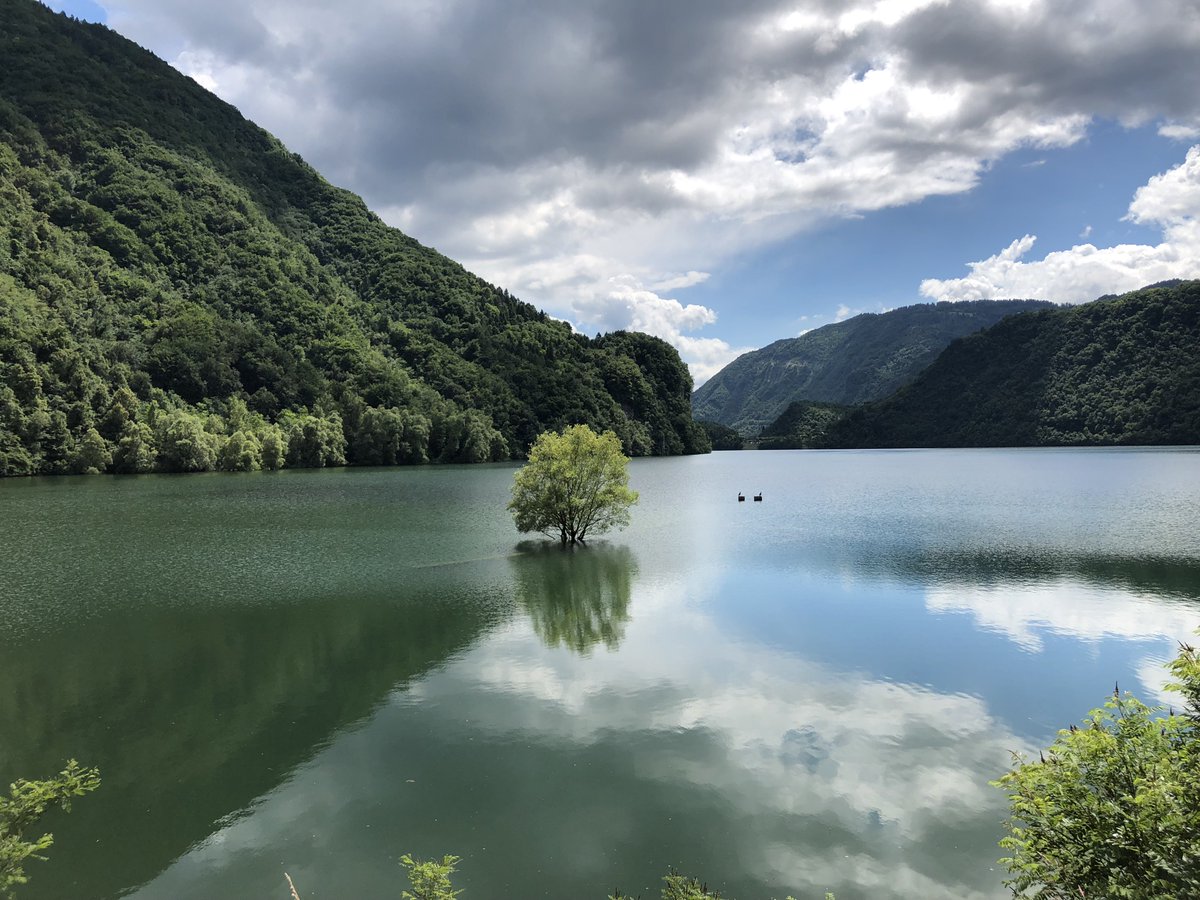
508, 425, 638, 546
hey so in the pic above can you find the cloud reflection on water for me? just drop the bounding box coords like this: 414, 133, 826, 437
129, 572, 1024, 900
418, 578, 1024, 899
926, 578, 1199, 702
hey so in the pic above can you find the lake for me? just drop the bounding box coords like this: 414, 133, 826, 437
2, 448, 1198, 899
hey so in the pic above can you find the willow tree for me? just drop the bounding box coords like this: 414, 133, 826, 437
509, 425, 638, 546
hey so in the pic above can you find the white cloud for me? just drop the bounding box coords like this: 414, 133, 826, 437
535, 269, 751, 385
675, 335, 755, 385
1160, 123, 1200, 140
649, 270, 711, 292
920, 145, 1200, 301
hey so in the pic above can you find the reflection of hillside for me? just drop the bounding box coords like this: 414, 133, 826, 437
0, 572, 506, 900
512, 544, 638, 654
881, 549, 1200, 603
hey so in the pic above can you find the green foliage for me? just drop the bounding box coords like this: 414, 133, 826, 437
659, 871, 721, 899
69, 425, 111, 473
756, 401, 848, 449
0, 760, 100, 898
994, 637, 1200, 898
398, 853, 820, 900
0, 0, 707, 478
693, 300, 1053, 434
216, 430, 262, 472
278, 410, 346, 469
154, 408, 219, 472
826, 281, 1200, 448
400, 853, 462, 900
696, 419, 743, 450
509, 425, 639, 545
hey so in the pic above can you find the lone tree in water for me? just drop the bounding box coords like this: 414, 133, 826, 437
509, 425, 638, 546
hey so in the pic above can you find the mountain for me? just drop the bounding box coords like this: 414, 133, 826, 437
823, 281, 1200, 447
0, 0, 708, 476
692, 299, 1054, 435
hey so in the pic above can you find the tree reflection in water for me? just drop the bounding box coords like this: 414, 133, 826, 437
511, 542, 638, 654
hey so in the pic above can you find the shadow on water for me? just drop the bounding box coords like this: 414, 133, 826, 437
511, 541, 638, 655
877, 548, 1200, 602
0, 568, 512, 900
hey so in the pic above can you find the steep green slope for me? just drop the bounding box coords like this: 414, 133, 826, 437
757, 400, 849, 449
692, 299, 1053, 434
825, 281, 1200, 447
696, 420, 743, 450
0, 0, 707, 476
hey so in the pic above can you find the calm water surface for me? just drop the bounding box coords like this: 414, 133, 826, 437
1, 448, 1198, 899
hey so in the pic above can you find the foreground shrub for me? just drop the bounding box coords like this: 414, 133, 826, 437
0, 760, 100, 898
994, 637, 1200, 898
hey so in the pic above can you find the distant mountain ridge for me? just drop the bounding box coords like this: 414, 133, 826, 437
692, 299, 1055, 434
0, 0, 707, 476
823, 280, 1200, 448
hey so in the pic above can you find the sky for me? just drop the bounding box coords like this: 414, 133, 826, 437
43, 0, 1200, 384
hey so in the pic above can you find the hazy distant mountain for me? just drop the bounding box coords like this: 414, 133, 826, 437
824, 281, 1200, 447
692, 300, 1053, 435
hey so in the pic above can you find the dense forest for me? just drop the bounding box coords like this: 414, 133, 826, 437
823, 281, 1200, 448
0, 0, 708, 477
756, 400, 848, 449
692, 299, 1053, 435
696, 420, 744, 450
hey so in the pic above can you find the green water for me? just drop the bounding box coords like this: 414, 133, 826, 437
1, 448, 1198, 899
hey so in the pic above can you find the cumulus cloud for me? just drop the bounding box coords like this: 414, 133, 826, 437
920, 145, 1200, 301
92, 0, 1200, 369
517, 266, 751, 385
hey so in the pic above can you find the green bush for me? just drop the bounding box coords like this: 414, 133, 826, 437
994, 637, 1200, 898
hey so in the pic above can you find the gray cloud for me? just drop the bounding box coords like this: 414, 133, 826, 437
896, 0, 1200, 124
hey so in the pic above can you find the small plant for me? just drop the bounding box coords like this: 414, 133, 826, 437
0, 759, 100, 898
400, 853, 463, 900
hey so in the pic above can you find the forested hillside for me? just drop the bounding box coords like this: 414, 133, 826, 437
0, 0, 707, 476
824, 281, 1200, 448
757, 400, 848, 449
692, 299, 1052, 435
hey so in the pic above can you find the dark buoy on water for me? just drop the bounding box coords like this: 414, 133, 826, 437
738, 493, 745, 502
753, 493, 763, 501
